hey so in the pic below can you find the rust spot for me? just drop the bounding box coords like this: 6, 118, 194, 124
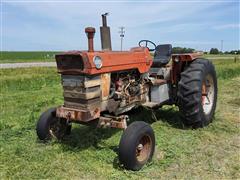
56, 106, 100, 122
101, 73, 111, 100
172, 52, 203, 62
94, 108, 99, 114
202, 82, 206, 104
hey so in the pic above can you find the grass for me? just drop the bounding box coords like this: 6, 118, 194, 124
0, 59, 239, 179
0, 51, 60, 63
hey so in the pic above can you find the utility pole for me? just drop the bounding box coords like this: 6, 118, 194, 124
118, 26, 125, 51
221, 40, 223, 53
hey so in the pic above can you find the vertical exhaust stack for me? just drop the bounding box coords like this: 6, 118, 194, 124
100, 13, 112, 51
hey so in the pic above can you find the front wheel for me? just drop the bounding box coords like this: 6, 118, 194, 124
36, 108, 71, 141
118, 121, 155, 170
177, 59, 218, 128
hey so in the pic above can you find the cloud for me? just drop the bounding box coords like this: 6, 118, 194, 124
3, 1, 238, 51
213, 23, 240, 30
5, 1, 221, 28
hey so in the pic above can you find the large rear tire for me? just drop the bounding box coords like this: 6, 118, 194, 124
177, 59, 217, 128
119, 121, 155, 170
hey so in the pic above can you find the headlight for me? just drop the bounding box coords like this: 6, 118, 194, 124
174, 56, 180, 63
93, 56, 103, 69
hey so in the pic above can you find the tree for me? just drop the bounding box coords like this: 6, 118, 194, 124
209, 48, 219, 54
224, 51, 229, 54
172, 47, 195, 54
229, 50, 240, 54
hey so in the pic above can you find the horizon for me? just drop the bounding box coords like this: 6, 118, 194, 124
1, 0, 240, 52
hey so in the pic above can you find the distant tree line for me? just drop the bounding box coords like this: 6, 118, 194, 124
224, 50, 240, 55
172, 47, 239, 55
172, 47, 195, 54
209, 48, 240, 54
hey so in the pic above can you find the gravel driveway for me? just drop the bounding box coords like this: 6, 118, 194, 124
0, 62, 56, 69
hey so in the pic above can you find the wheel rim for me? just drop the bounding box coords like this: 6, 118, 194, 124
136, 134, 152, 163
49, 118, 66, 139
202, 74, 215, 115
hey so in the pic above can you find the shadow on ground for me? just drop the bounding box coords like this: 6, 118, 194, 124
60, 125, 120, 152
60, 106, 184, 153
128, 106, 184, 129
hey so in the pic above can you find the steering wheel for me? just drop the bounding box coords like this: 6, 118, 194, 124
138, 40, 156, 51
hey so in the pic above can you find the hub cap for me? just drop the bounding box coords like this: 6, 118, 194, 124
136, 134, 152, 163
202, 74, 215, 115
49, 118, 66, 139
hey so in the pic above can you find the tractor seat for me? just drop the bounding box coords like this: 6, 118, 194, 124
152, 44, 172, 67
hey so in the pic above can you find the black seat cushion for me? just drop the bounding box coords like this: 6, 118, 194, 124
152, 44, 172, 67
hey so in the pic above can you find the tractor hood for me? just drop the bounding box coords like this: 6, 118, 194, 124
55, 47, 152, 75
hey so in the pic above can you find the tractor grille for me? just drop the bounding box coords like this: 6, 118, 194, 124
61, 75, 101, 109
56, 54, 84, 71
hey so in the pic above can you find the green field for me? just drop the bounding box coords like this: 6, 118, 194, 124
0, 51, 59, 63
0, 58, 240, 179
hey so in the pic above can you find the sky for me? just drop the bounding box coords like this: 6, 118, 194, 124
1, 0, 240, 52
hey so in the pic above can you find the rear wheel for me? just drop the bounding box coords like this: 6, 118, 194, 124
119, 121, 155, 170
36, 108, 71, 140
177, 59, 217, 128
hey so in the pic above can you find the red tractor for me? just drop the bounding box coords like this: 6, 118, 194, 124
36, 14, 217, 170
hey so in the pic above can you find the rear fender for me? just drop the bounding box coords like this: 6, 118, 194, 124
171, 52, 202, 84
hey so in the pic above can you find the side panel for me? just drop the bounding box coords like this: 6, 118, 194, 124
151, 84, 169, 104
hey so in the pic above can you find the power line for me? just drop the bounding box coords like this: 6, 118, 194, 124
221, 40, 223, 52
118, 27, 125, 51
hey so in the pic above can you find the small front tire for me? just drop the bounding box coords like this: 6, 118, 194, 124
36, 107, 71, 141
119, 121, 155, 171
